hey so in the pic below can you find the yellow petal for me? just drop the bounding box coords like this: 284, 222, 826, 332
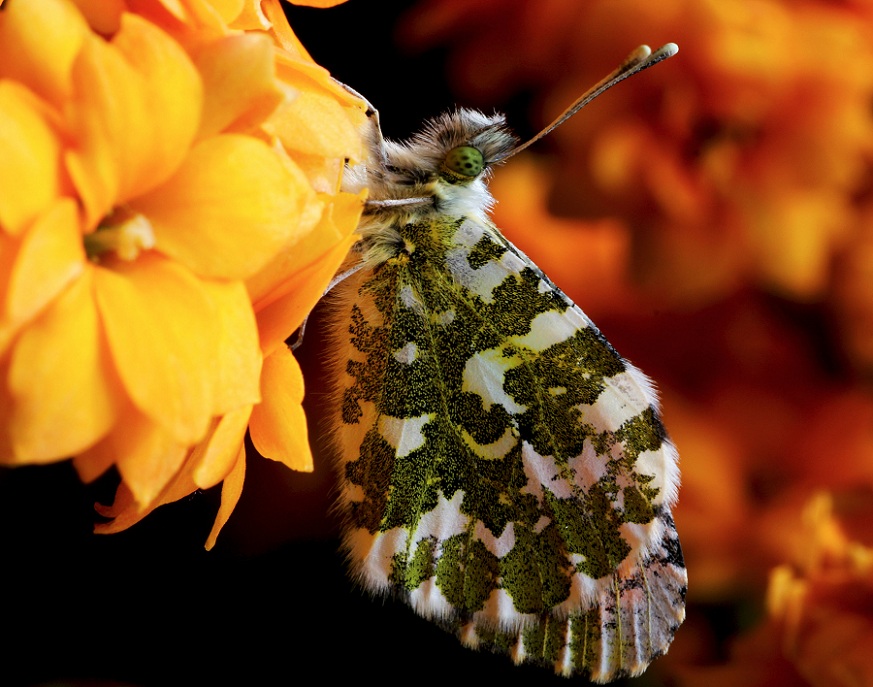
193, 405, 252, 488
199, 279, 262, 414
7, 198, 85, 329
261, 0, 314, 60
0, 0, 88, 106
108, 405, 189, 507
252, 190, 362, 355
93, 254, 218, 444
228, 0, 270, 30
91, 413, 237, 533
133, 0, 229, 29
69, 0, 125, 34
752, 192, 849, 299
201, 0, 245, 24
260, 0, 363, 106
8, 269, 122, 462
110, 14, 202, 189
72, 436, 117, 484
93, 481, 138, 533
0, 233, 20, 353
94, 403, 250, 535
260, 2, 367, 121
244, 194, 325, 310
248, 346, 312, 471
204, 444, 245, 550
194, 33, 283, 139
264, 79, 364, 160
274, 55, 368, 116
150, 0, 189, 22
65, 15, 202, 228
285, 151, 345, 194
132, 135, 314, 280
0, 81, 63, 235
91, 423, 192, 534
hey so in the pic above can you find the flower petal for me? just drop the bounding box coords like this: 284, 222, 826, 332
69, 0, 125, 35
228, 0, 271, 30
0, 0, 88, 106
0, 234, 20, 354
750, 191, 850, 299
65, 14, 202, 228
195, 0, 245, 24
199, 279, 262, 414
261, 0, 314, 59
7, 269, 122, 462
110, 13, 202, 187
93, 481, 138, 533
148, 0, 189, 22
192, 405, 252, 488
248, 345, 312, 471
94, 402, 250, 538
204, 444, 245, 550
194, 33, 283, 139
127, 0, 231, 29
132, 134, 314, 280
106, 404, 189, 507
0, 81, 63, 235
93, 254, 218, 443
260, 0, 363, 105
6, 198, 85, 331
252, 190, 362, 355
264, 77, 364, 160
90, 413, 191, 533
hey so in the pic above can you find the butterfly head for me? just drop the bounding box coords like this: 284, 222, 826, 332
344, 108, 517, 221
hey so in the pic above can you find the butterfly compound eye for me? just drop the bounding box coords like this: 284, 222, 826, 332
441, 145, 485, 183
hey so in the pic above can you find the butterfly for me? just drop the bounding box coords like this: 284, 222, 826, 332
325, 43, 686, 683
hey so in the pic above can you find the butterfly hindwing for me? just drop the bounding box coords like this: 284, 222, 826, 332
329, 106, 686, 682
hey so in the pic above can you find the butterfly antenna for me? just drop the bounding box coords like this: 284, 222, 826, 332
494, 42, 678, 163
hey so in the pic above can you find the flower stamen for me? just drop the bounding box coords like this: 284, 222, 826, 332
85, 212, 156, 261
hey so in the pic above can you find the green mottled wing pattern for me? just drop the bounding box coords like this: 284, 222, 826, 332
329, 210, 686, 682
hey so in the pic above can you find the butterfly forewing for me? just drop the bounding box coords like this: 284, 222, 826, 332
329, 105, 686, 682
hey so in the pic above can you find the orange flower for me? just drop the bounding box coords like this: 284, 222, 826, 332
679, 492, 873, 687
0, 0, 365, 547
402, 0, 873, 306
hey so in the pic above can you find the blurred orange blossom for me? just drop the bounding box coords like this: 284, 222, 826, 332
0, 0, 366, 548
674, 492, 873, 687
402, 0, 873, 308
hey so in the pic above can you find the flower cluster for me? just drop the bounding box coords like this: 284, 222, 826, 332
0, 0, 365, 548
399, 0, 873, 682
677, 492, 873, 687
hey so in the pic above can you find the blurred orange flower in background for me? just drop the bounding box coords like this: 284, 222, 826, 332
397, 0, 873, 682
0, 0, 365, 548
677, 492, 873, 687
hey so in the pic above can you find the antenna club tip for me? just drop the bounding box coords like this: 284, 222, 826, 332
658, 42, 680, 58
